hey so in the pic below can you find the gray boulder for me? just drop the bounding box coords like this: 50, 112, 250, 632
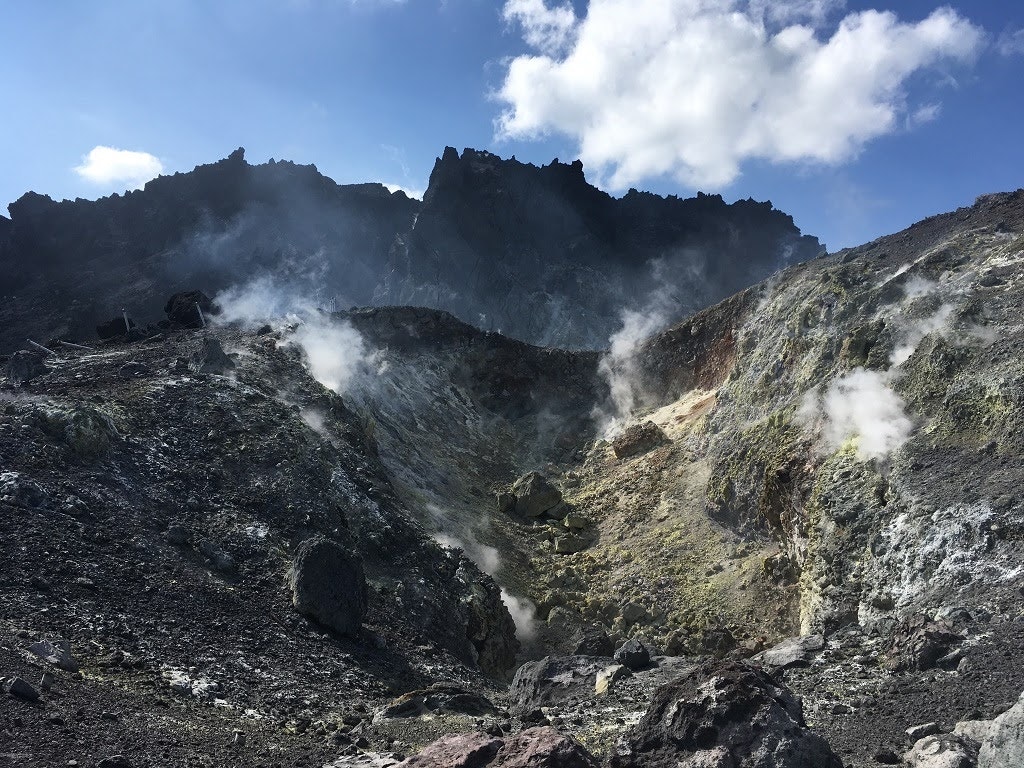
756, 634, 825, 669
511, 472, 562, 518
610, 661, 842, 768
904, 734, 978, 768
28, 638, 78, 672
956, 690, 1024, 767
508, 655, 609, 715
288, 536, 367, 637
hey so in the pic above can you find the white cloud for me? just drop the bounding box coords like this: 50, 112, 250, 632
503, 0, 577, 55
997, 26, 1024, 57
74, 146, 163, 189
497, 1, 985, 189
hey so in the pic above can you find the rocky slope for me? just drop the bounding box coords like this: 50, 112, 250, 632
3, 188, 1024, 768
0, 147, 821, 353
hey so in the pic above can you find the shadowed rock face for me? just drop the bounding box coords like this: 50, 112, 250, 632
0, 146, 821, 353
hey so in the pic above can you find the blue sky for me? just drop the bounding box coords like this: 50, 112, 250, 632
2, 0, 1022, 251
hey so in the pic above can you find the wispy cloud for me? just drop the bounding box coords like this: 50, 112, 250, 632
73, 146, 163, 189
497, 1, 985, 189
997, 26, 1024, 56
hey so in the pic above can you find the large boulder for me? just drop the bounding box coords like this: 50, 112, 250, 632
614, 637, 653, 671
755, 634, 825, 669
398, 732, 501, 768
612, 421, 669, 459
508, 655, 608, 716
510, 472, 562, 518
165, 290, 217, 328
885, 616, 963, 672
495, 727, 599, 768
956, 689, 1024, 767
288, 536, 367, 638
610, 660, 842, 768
904, 734, 978, 768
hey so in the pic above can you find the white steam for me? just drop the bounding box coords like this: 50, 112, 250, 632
594, 274, 680, 437
433, 531, 501, 577
427, 503, 539, 642
213, 277, 380, 395
799, 368, 913, 461
890, 303, 955, 367
501, 588, 539, 642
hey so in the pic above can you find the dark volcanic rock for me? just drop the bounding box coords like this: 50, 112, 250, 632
189, 337, 235, 374
398, 732, 502, 768
495, 727, 599, 768
614, 637, 653, 670
886, 616, 964, 672
0, 146, 821, 353
288, 536, 368, 638
378, 684, 498, 719
165, 290, 217, 328
611, 661, 842, 768
96, 315, 135, 340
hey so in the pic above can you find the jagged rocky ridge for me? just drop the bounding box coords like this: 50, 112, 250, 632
0, 147, 821, 353
3, 187, 1024, 768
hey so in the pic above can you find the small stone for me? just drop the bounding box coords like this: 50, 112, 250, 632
29, 639, 79, 672
831, 703, 854, 715
614, 637, 652, 670
906, 722, 940, 741
97, 757, 132, 768
595, 664, 630, 695
5, 676, 40, 702
164, 524, 189, 545
39, 672, 54, 691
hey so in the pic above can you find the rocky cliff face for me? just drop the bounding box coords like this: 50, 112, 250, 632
0, 147, 821, 353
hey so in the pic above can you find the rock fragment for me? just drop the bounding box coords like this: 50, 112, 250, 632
288, 536, 367, 638
189, 338, 235, 375
612, 421, 669, 459
510, 472, 562, 518
756, 634, 825, 669
904, 734, 977, 768
508, 656, 608, 715
614, 637, 653, 670
29, 638, 79, 672
4, 676, 40, 702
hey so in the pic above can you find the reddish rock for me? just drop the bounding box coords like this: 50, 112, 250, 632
397, 732, 501, 768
